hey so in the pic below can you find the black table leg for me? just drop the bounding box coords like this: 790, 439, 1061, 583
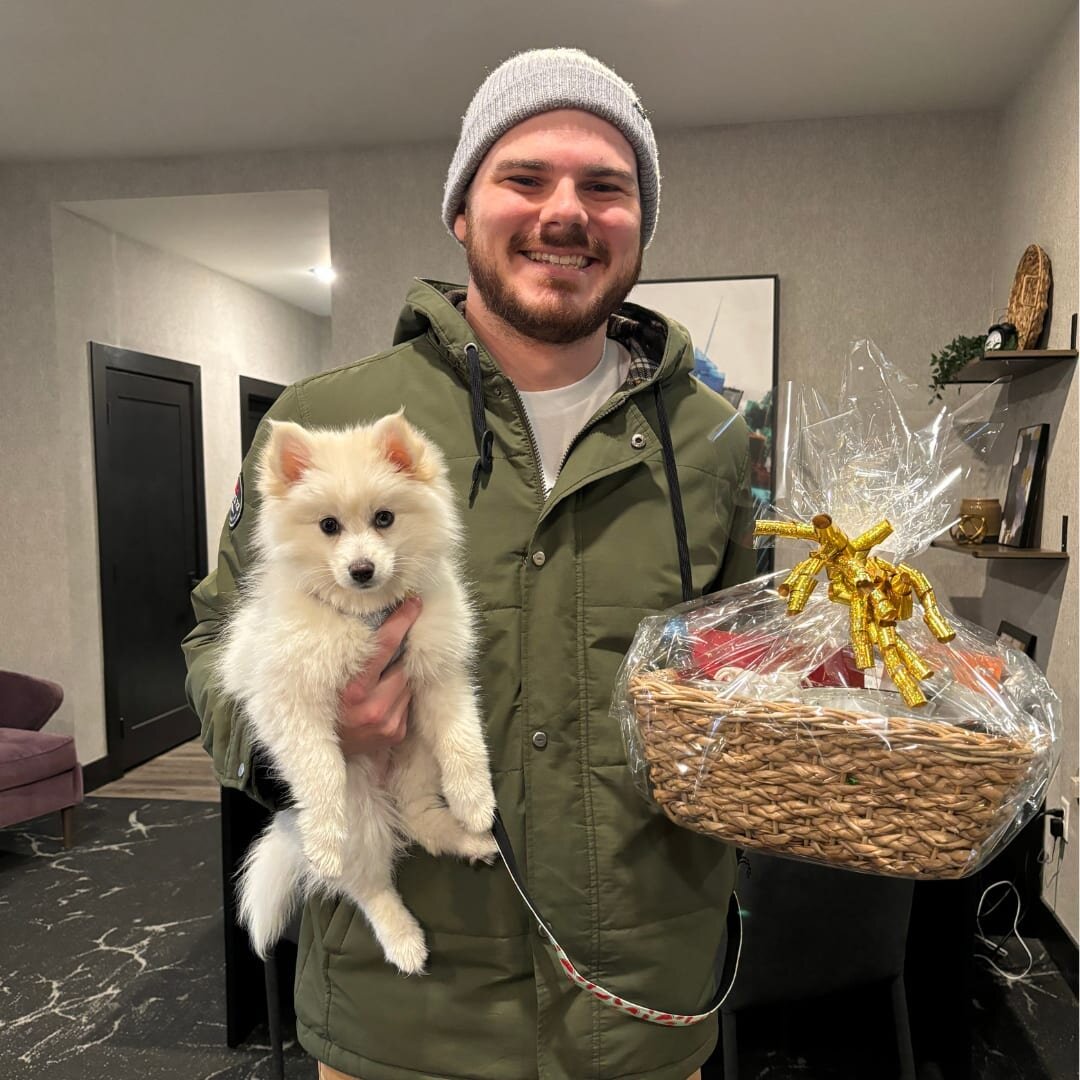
220, 785, 272, 1047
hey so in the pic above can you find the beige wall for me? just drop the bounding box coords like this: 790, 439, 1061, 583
997, 8, 1078, 943
46, 208, 328, 761
652, 111, 998, 387
919, 6, 1079, 941
0, 55, 1074, 940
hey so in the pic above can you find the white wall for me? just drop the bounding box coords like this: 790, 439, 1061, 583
35, 209, 328, 762
53, 208, 330, 550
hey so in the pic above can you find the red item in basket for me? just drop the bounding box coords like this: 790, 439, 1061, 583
690, 630, 864, 689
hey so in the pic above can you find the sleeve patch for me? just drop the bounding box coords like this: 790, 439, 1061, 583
228, 473, 244, 530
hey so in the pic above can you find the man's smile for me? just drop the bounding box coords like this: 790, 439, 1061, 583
520, 250, 598, 270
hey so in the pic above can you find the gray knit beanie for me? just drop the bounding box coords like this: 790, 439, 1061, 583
442, 48, 660, 247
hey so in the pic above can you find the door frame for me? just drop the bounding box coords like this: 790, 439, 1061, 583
238, 375, 286, 456
89, 342, 208, 782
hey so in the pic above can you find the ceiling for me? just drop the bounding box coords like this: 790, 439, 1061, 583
2, 0, 1073, 160
61, 191, 333, 315
14, 0, 1074, 316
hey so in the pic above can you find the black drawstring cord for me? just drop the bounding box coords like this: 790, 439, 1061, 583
653, 382, 694, 604
465, 343, 493, 507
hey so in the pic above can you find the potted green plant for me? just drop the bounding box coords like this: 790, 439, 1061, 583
929, 334, 985, 400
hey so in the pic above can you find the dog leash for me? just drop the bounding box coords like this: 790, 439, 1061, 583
471, 373, 741, 1023
491, 810, 742, 1026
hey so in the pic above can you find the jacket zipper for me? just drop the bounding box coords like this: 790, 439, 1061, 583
553, 395, 625, 482
552, 372, 656, 483
465, 342, 546, 514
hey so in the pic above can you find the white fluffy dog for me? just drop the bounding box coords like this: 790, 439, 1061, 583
217, 414, 497, 975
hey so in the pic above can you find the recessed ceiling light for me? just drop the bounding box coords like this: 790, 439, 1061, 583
310, 265, 336, 284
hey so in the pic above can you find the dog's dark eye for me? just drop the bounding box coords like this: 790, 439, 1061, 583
373, 510, 395, 529
319, 517, 340, 536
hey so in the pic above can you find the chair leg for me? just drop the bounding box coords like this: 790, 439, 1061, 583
891, 974, 917, 1080
265, 950, 284, 1080
721, 1010, 739, 1080
60, 806, 75, 849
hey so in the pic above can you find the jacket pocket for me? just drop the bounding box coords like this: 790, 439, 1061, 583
322, 894, 357, 955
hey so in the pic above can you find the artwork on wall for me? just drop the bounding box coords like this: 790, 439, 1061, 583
628, 276, 779, 507
999, 423, 1050, 548
997, 620, 1036, 658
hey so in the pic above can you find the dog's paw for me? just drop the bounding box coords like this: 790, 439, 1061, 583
457, 830, 500, 866
385, 927, 428, 976
446, 785, 497, 835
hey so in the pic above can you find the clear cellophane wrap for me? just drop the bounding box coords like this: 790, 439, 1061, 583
613, 341, 1061, 878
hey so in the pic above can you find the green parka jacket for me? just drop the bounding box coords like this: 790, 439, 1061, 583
183, 279, 756, 1080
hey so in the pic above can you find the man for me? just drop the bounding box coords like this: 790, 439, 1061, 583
183, 48, 754, 1080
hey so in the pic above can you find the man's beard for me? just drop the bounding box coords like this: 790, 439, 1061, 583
464, 217, 643, 346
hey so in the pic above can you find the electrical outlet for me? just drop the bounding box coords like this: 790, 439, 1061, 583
1061, 795, 1071, 845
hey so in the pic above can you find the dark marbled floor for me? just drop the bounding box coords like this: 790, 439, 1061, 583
0, 798, 1075, 1080
0, 797, 314, 1080
968, 935, 1078, 1080
703, 911, 1078, 1080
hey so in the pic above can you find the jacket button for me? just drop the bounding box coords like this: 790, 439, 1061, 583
237, 763, 245, 778
531, 731, 548, 749
531, 550, 546, 567
631, 432, 647, 449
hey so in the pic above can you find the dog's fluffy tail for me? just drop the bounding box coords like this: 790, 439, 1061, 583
237, 810, 306, 958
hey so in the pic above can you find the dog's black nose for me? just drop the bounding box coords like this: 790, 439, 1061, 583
349, 560, 375, 584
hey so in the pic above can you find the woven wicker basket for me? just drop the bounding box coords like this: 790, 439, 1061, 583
1006, 244, 1052, 350
628, 670, 1040, 879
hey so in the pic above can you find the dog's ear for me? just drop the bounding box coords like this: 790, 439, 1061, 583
260, 421, 314, 496
374, 412, 440, 482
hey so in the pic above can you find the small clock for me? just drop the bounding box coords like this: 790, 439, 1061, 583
984, 322, 1018, 351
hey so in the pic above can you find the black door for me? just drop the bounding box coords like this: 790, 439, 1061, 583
91, 344, 207, 774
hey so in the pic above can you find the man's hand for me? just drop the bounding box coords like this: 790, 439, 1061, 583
337, 597, 422, 756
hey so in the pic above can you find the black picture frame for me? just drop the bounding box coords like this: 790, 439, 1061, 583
628, 275, 780, 577
628, 276, 779, 500
999, 423, 1050, 548
997, 620, 1036, 658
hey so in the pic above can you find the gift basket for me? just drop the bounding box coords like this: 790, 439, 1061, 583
614, 341, 1061, 879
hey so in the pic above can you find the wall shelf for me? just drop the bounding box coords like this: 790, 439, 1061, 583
947, 349, 1078, 384
930, 538, 1069, 560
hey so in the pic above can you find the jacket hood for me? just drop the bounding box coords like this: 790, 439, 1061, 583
392, 278, 696, 385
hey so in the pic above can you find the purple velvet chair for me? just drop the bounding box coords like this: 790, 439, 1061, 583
0, 670, 83, 847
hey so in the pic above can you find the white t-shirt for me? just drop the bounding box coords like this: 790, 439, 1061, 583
517, 337, 631, 494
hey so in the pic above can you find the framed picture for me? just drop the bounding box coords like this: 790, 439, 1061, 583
999, 423, 1050, 548
627, 276, 779, 506
997, 620, 1036, 658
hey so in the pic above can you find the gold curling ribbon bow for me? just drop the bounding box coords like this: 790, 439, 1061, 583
753, 514, 955, 708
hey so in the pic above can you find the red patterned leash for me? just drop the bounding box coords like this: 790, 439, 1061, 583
491, 810, 742, 1026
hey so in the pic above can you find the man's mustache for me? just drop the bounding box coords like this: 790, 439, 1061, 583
511, 226, 609, 263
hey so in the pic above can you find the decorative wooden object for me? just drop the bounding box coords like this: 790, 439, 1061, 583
1007, 244, 1052, 349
